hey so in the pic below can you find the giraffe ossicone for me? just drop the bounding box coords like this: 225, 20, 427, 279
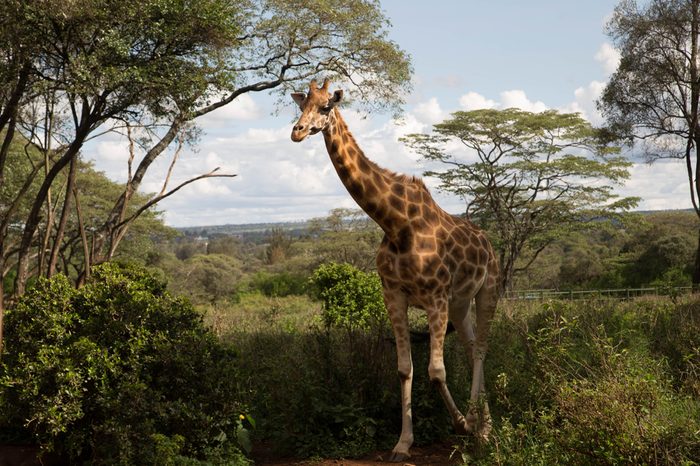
291, 79, 500, 462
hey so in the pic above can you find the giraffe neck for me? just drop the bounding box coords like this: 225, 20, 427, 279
322, 109, 410, 234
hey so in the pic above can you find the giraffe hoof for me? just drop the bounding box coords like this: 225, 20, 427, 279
388, 450, 411, 462
453, 416, 472, 435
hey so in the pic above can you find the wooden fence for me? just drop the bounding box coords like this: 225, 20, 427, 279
504, 286, 695, 301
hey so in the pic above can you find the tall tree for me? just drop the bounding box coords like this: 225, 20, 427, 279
0, 0, 411, 351
599, 0, 700, 286
403, 109, 637, 293
7, 0, 245, 297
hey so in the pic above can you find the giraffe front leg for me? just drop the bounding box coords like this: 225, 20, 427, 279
384, 291, 413, 462
429, 300, 472, 435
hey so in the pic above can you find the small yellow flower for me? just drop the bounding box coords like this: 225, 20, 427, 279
239, 414, 245, 420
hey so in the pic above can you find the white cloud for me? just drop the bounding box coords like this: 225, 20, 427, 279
198, 94, 262, 128
562, 80, 606, 124
84, 83, 691, 227
96, 139, 130, 162
458, 90, 546, 113
618, 158, 691, 210
89, 135, 139, 182
595, 42, 621, 76
557, 43, 618, 124
339, 108, 372, 134
500, 90, 548, 112
459, 92, 496, 110
413, 97, 445, 125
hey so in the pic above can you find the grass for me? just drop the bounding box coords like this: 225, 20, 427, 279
201, 292, 322, 336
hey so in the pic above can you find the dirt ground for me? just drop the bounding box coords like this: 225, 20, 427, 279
0, 442, 464, 466
251, 442, 463, 466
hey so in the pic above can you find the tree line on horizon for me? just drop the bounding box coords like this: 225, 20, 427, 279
144, 207, 695, 308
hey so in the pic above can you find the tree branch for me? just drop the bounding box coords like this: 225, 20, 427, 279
115, 169, 237, 230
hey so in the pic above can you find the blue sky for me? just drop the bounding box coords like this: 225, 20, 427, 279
382, 0, 615, 107
88, 0, 690, 227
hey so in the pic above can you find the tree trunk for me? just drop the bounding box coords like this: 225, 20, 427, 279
93, 118, 183, 264
14, 137, 86, 296
47, 157, 77, 278
73, 186, 90, 287
694, 227, 700, 291
0, 267, 4, 356
0, 63, 31, 187
498, 252, 515, 297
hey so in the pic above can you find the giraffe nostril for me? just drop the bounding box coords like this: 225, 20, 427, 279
294, 124, 305, 131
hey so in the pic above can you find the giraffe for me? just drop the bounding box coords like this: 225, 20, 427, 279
290, 79, 500, 462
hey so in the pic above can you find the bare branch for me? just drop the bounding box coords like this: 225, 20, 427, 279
116, 169, 237, 231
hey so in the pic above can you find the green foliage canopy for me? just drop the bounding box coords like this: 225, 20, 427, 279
237, 0, 412, 114
304, 208, 383, 272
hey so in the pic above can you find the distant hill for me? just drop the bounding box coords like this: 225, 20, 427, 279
177, 221, 312, 243
175, 208, 696, 242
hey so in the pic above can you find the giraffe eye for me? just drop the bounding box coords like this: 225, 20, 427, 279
320, 105, 332, 114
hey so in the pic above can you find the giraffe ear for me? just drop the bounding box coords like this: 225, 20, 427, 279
329, 89, 343, 107
291, 92, 306, 108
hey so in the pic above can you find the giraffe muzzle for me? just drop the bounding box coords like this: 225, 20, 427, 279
291, 125, 321, 142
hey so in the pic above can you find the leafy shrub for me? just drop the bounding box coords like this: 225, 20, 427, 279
309, 262, 387, 330
470, 354, 700, 465
0, 262, 249, 465
208, 286, 700, 464
233, 325, 465, 459
168, 253, 243, 304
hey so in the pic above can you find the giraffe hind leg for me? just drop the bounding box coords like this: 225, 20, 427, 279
448, 297, 479, 435
467, 283, 498, 439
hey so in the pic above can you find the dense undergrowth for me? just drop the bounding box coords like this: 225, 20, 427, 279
2, 262, 699, 465
216, 292, 700, 464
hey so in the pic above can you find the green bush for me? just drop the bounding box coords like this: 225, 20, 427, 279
0, 262, 249, 465
309, 262, 387, 330
205, 287, 700, 464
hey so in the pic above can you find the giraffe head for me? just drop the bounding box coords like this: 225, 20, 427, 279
290, 79, 344, 142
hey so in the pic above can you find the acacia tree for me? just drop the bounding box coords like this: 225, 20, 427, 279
0, 0, 411, 350
403, 109, 637, 293
599, 0, 700, 286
